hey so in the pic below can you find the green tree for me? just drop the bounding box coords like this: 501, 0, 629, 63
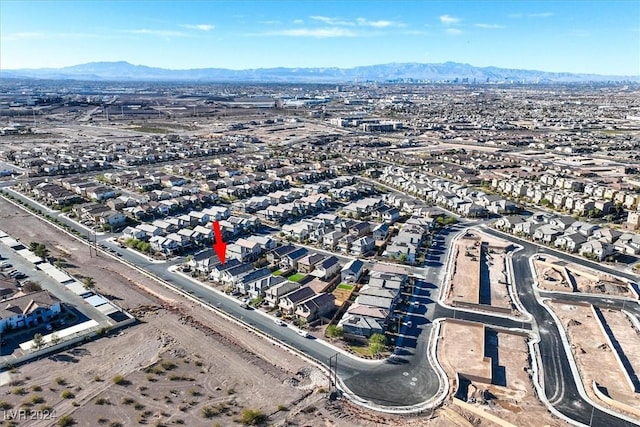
370, 333, 386, 345
369, 341, 384, 356
82, 277, 95, 290
32, 333, 45, 350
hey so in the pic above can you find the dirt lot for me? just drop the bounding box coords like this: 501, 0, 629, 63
0, 196, 476, 426
547, 301, 640, 421
447, 231, 512, 310
438, 320, 566, 427
534, 256, 633, 297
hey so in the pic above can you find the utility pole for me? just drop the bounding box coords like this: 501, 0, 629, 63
328, 353, 338, 396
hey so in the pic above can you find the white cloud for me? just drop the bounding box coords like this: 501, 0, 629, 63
293, 19, 304, 24
474, 23, 505, 29
356, 18, 405, 28
124, 29, 186, 37
258, 20, 281, 26
440, 15, 460, 25
308, 16, 405, 28
181, 24, 215, 31
445, 28, 463, 35
309, 16, 354, 26
261, 27, 359, 38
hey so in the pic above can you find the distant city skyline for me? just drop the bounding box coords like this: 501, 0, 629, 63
1, 0, 639, 76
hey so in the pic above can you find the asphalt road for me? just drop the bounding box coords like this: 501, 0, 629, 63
492, 232, 640, 427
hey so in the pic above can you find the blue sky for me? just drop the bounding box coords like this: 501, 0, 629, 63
1, 0, 639, 75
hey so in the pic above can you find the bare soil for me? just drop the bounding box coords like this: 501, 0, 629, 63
547, 301, 640, 421
438, 320, 566, 427
446, 231, 513, 311
534, 256, 633, 297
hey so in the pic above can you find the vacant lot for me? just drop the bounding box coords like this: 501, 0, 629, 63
446, 231, 513, 311
438, 320, 566, 427
534, 255, 633, 297
548, 301, 640, 421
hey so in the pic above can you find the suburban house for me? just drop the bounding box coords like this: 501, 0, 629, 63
219, 263, 255, 286
265, 280, 302, 307
246, 275, 288, 300
226, 238, 262, 263
266, 244, 297, 265
279, 247, 309, 271
149, 236, 179, 254
554, 233, 588, 252
188, 249, 219, 273
278, 286, 316, 315
350, 236, 375, 256
0, 290, 62, 333
372, 223, 390, 241
235, 267, 272, 295
579, 240, 615, 261
309, 256, 341, 280
294, 293, 336, 322
209, 259, 243, 282
322, 230, 345, 249
297, 253, 326, 274
338, 309, 385, 338
341, 259, 365, 283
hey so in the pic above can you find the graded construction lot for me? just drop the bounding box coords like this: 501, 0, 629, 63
438, 320, 566, 427
533, 255, 634, 297
547, 301, 640, 421
446, 231, 514, 313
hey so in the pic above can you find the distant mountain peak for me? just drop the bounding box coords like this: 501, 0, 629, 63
1, 61, 637, 83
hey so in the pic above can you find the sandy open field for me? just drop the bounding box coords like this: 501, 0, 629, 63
438, 320, 566, 427
534, 255, 633, 297
547, 301, 640, 421
447, 231, 513, 311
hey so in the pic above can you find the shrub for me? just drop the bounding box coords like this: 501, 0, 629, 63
31, 385, 43, 392
112, 374, 127, 385
277, 404, 288, 411
160, 361, 177, 370
239, 409, 266, 425
61, 390, 75, 399
30, 395, 45, 404
57, 415, 75, 426
122, 397, 134, 405
326, 325, 344, 338
0, 401, 13, 410
54, 377, 66, 385
95, 397, 109, 405
12, 387, 26, 395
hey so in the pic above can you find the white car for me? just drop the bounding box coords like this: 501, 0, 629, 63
273, 318, 286, 326
296, 329, 310, 338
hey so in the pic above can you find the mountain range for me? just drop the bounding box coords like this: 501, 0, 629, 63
1, 61, 637, 83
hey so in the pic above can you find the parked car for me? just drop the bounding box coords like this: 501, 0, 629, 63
273, 318, 286, 326
296, 329, 310, 338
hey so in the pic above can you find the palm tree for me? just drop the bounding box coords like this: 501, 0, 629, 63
83, 277, 96, 290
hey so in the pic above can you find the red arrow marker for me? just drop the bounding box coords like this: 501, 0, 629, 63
212, 221, 227, 265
